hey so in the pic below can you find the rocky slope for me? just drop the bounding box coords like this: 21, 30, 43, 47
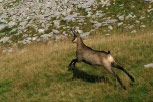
0, 0, 153, 50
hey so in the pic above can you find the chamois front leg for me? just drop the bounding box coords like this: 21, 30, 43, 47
113, 72, 126, 90
68, 59, 78, 71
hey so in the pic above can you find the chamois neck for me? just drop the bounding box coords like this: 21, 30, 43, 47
77, 37, 86, 49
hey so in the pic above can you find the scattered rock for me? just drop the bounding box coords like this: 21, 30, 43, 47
0, 0, 152, 52
94, 23, 102, 28
118, 15, 124, 21
20, 39, 31, 45
118, 22, 123, 27
0, 24, 6, 31
131, 30, 137, 33
38, 29, 45, 33
40, 34, 53, 42
108, 25, 113, 30
52, 29, 59, 35
140, 25, 146, 28
95, 12, 104, 18
144, 63, 153, 68
63, 13, 77, 22
0, 0, 3, 3
0, 37, 10, 43
87, 12, 92, 17
105, 33, 110, 36
81, 32, 90, 37
53, 20, 60, 28
55, 35, 66, 40
105, 19, 118, 24
82, 0, 95, 8
100, 0, 111, 7
19, 21, 28, 28
78, 30, 83, 34
8, 21, 16, 28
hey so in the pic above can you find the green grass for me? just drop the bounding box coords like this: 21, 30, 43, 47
0, 79, 12, 96
4, 0, 21, 9
0, 26, 12, 34
0, 30, 153, 102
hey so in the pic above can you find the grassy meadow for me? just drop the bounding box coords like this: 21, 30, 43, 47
0, 30, 153, 102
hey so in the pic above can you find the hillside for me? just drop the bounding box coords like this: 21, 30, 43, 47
0, 0, 153, 49
0, 30, 153, 102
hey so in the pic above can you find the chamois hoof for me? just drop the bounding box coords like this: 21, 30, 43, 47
68, 65, 75, 71
122, 86, 127, 90
131, 77, 135, 82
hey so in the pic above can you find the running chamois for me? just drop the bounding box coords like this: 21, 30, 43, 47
68, 28, 135, 90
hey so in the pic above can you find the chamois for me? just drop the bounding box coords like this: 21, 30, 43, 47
68, 28, 135, 90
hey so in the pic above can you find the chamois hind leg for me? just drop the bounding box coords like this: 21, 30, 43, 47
68, 59, 78, 71
104, 64, 126, 90
111, 62, 135, 82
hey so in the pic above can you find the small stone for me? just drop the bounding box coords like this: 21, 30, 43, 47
81, 32, 90, 37
85, 8, 91, 12
0, 37, 10, 43
19, 21, 28, 27
106, 34, 110, 36
0, 24, 6, 31
53, 20, 60, 28
8, 21, 16, 28
140, 25, 146, 28
40, 34, 50, 42
62, 11, 67, 16
118, 15, 124, 21
118, 22, 123, 27
21, 39, 31, 45
78, 30, 83, 34
32, 37, 37, 41
87, 12, 92, 17
0, 0, 3, 3
26, 37, 32, 41
136, 20, 140, 23
144, 63, 153, 68
38, 29, 45, 33
131, 30, 136, 33
106, 19, 117, 24
52, 29, 59, 35
82, 0, 95, 8
63, 13, 77, 22
100, 0, 111, 6
94, 23, 102, 28
8, 48, 13, 53
126, 25, 134, 29
96, 12, 104, 18
108, 25, 113, 30
55, 35, 65, 40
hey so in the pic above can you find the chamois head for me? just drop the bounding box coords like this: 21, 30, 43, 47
71, 28, 80, 43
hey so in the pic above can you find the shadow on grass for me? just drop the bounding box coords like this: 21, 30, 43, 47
70, 67, 109, 83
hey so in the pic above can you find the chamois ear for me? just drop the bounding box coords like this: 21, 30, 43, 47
71, 28, 77, 36
71, 27, 81, 37
73, 27, 80, 36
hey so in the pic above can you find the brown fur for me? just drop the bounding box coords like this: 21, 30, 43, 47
68, 28, 135, 90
